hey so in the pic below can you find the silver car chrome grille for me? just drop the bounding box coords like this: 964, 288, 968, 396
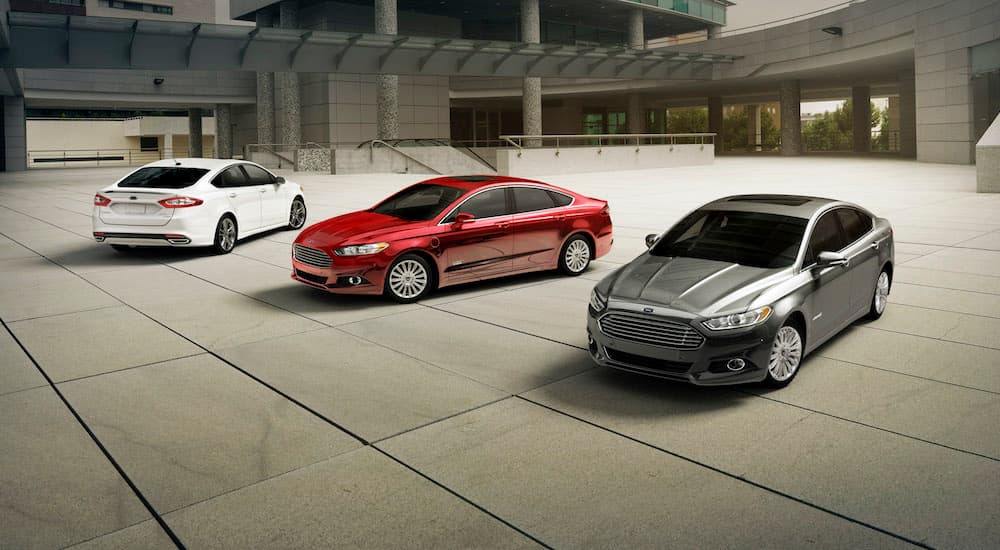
598, 313, 704, 349
293, 244, 332, 268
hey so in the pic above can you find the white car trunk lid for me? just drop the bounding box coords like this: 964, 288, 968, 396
98, 190, 176, 227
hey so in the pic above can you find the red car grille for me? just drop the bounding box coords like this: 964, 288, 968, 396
293, 244, 331, 268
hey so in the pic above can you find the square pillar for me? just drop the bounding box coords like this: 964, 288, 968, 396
746, 104, 761, 151
255, 9, 275, 145
708, 96, 723, 155
853, 86, 871, 153
215, 104, 233, 159
627, 95, 644, 134
376, 0, 400, 140
899, 71, 916, 158
277, 1, 301, 146
521, 0, 541, 146
2, 96, 26, 171
188, 108, 203, 158
628, 8, 645, 49
779, 81, 802, 156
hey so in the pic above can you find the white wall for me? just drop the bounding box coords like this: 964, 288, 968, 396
497, 144, 714, 177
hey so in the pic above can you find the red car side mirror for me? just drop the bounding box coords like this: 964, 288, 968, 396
453, 212, 475, 226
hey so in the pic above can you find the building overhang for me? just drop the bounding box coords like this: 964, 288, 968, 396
0, 12, 738, 80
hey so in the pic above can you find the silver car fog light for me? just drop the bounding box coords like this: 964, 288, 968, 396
726, 358, 747, 371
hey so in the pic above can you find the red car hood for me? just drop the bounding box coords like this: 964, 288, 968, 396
297, 211, 426, 247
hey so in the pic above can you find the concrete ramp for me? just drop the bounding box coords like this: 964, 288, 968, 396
333, 145, 495, 175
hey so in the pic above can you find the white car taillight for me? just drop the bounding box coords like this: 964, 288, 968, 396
157, 196, 204, 208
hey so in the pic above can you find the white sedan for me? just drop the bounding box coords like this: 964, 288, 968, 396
92, 159, 306, 254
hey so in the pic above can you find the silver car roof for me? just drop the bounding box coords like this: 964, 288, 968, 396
702, 194, 851, 220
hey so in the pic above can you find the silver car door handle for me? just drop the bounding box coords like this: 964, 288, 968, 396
229, 193, 237, 198
870, 241, 879, 250
259, 189, 266, 193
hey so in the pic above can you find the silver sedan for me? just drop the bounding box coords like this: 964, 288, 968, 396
587, 194, 894, 387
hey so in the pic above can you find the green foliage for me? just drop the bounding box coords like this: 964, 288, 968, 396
665, 108, 708, 133
721, 106, 780, 152
801, 99, 885, 152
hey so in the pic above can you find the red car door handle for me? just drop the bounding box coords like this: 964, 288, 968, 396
497, 222, 510, 229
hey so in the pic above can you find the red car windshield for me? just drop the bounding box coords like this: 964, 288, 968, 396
372, 184, 466, 221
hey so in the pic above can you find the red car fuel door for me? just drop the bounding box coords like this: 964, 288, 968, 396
438, 214, 514, 282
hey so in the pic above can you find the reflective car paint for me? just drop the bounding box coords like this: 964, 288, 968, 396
587, 194, 894, 387
291, 175, 613, 299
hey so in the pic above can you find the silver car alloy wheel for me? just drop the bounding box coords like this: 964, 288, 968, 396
768, 326, 802, 382
565, 239, 591, 273
388, 259, 428, 299
218, 218, 236, 251
290, 199, 306, 228
874, 271, 890, 314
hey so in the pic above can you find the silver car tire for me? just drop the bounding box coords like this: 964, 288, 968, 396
765, 324, 803, 387
288, 197, 307, 230
212, 216, 237, 255
558, 235, 592, 276
867, 268, 890, 320
385, 254, 433, 303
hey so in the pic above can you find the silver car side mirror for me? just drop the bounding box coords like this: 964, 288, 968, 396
814, 251, 849, 269
645, 234, 658, 248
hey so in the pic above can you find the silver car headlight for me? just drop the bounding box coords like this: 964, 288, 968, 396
702, 306, 773, 331
589, 287, 608, 312
334, 242, 389, 256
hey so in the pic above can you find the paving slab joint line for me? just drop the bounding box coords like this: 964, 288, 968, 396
423, 303, 587, 351
737, 389, 1000, 462
0, 317, 187, 550
371, 446, 554, 550
812, 355, 1000, 396
513, 395, 937, 550
0, 231, 371, 446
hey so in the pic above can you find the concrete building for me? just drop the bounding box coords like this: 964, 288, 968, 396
0, 0, 998, 171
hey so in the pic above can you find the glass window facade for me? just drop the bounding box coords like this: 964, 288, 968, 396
626, 0, 727, 25
97, 0, 173, 15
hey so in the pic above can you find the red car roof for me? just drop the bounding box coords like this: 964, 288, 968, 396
417, 175, 549, 192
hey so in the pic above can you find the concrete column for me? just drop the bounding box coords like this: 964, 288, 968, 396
2, 96, 26, 171
215, 104, 233, 159
521, 0, 541, 146
627, 95, 644, 134
255, 9, 275, 145
746, 104, 761, 151
375, 0, 399, 140
708, 96, 723, 155
899, 71, 916, 159
707, 25, 723, 39
627, 8, 644, 49
779, 80, 802, 156
163, 132, 174, 159
188, 108, 203, 157
278, 1, 301, 145
852, 85, 871, 154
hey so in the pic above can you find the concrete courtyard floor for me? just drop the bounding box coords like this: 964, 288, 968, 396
1, 157, 998, 549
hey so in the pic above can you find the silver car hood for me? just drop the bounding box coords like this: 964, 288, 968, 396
606, 254, 791, 316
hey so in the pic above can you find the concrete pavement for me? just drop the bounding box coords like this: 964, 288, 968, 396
1, 157, 998, 549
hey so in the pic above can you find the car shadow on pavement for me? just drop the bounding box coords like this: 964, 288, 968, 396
534, 366, 752, 420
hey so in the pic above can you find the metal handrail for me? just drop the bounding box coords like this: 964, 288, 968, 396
499, 133, 717, 150
368, 139, 441, 174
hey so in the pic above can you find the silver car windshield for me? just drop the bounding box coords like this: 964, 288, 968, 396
650, 209, 807, 268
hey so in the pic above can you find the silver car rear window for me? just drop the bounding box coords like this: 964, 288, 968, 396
117, 167, 209, 189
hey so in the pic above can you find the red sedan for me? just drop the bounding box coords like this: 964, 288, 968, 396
291, 175, 613, 302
